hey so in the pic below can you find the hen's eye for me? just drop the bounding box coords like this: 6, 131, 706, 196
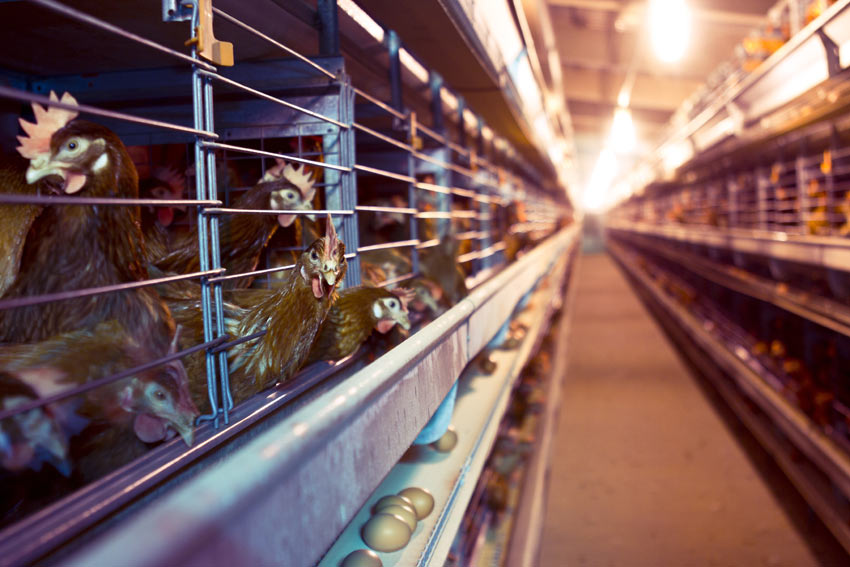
67, 140, 77, 151
285, 190, 297, 200
153, 390, 166, 401
388, 299, 398, 309
310, 250, 318, 261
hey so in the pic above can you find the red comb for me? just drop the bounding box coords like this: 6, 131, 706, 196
16, 91, 79, 160
323, 213, 339, 257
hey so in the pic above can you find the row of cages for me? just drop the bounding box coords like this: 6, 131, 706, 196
670, 0, 838, 136
611, 113, 850, 238
608, 234, 850, 551
611, 234, 850, 445
0, 0, 571, 543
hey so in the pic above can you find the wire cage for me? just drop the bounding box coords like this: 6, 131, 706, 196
0, 0, 571, 563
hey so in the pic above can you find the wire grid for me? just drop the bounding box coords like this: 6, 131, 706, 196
614, 121, 850, 239
0, 1, 566, 432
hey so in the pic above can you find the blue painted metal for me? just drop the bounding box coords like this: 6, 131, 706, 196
190, 8, 220, 423
317, 0, 340, 56
339, 73, 361, 288
414, 381, 458, 444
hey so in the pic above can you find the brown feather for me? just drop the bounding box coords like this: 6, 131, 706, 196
306, 286, 399, 364
0, 157, 42, 297
167, 232, 347, 413
0, 121, 175, 355
152, 177, 302, 289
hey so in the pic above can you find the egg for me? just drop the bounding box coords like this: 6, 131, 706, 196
361, 513, 411, 552
398, 487, 435, 520
372, 494, 416, 516
378, 504, 417, 532
340, 549, 383, 567
432, 426, 458, 452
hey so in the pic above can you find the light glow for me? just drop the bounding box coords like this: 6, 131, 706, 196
440, 88, 459, 111
399, 48, 429, 84
649, 0, 691, 63
582, 148, 619, 213
338, 0, 384, 44
609, 107, 636, 154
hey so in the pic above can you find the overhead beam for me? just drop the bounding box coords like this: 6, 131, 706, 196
548, 0, 767, 27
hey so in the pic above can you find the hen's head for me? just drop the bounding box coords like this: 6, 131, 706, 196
371, 288, 413, 333
300, 215, 346, 299
121, 348, 198, 447
17, 91, 136, 197
261, 159, 316, 227
0, 373, 70, 475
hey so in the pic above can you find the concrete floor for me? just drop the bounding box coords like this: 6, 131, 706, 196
538, 253, 841, 567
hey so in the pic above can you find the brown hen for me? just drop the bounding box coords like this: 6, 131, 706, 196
165, 218, 346, 411
2, 92, 176, 359
0, 320, 198, 446
305, 286, 412, 364
151, 160, 316, 288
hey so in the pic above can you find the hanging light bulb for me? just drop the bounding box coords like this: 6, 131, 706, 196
649, 0, 692, 63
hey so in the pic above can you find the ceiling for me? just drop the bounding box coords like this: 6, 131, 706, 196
549, 0, 777, 185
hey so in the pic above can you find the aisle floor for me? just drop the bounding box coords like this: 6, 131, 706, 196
538, 253, 826, 567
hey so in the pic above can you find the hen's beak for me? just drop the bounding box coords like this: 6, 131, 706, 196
26, 155, 64, 184
26, 157, 86, 194
321, 260, 339, 287
174, 415, 195, 447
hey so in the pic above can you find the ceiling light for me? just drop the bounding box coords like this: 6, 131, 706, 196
649, 0, 691, 63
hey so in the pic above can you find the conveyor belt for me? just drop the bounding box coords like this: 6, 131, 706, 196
538, 253, 828, 566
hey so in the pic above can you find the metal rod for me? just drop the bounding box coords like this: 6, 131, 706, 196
357, 240, 420, 253
210, 330, 266, 355
354, 164, 416, 183
0, 338, 225, 421
203, 207, 353, 216
197, 69, 348, 128
202, 141, 352, 172
355, 205, 418, 214
212, 7, 338, 80
415, 181, 452, 194
352, 86, 406, 120
0, 194, 219, 207
208, 263, 295, 284
353, 122, 413, 152
0, 86, 216, 138
29, 0, 215, 70
0, 269, 222, 312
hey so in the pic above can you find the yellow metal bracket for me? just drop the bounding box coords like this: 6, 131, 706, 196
184, 0, 234, 66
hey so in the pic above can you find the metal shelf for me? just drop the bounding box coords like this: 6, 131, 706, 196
608, 220, 850, 273
318, 248, 573, 567
57, 226, 578, 567
613, 231, 850, 338
609, 241, 850, 553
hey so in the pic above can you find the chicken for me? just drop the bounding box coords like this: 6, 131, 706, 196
151, 159, 316, 288
360, 247, 413, 287
306, 286, 412, 364
0, 320, 198, 446
419, 238, 468, 306
2, 92, 177, 366
0, 156, 43, 297
0, 371, 69, 475
165, 217, 346, 411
